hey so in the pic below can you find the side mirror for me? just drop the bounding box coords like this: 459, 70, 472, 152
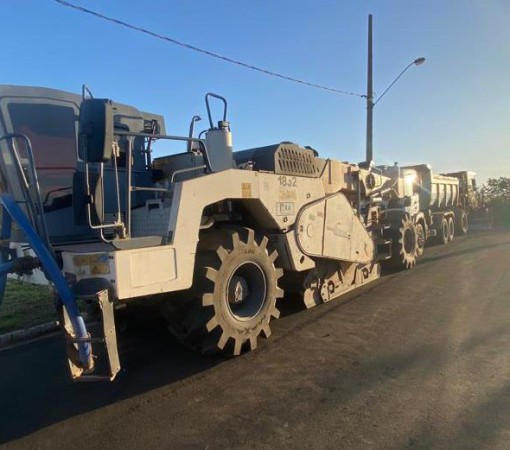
79, 99, 113, 163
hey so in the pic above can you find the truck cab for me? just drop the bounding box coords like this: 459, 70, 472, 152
377, 164, 420, 216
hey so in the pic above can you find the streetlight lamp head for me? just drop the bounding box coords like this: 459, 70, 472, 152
414, 57, 426, 66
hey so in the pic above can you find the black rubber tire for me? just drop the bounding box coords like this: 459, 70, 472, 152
439, 217, 449, 245
415, 221, 425, 257
447, 216, 455, 242
456, 210, 468, 235
161, 228, 283, 356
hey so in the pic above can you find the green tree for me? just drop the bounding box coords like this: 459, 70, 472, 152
481, 177, 510, 205
481, 177, 510, 227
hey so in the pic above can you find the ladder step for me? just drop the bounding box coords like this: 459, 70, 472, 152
67, 335, 105, 344
75, 375, 116, 382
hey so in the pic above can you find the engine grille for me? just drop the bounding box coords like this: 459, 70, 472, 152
275, 145, 320, 177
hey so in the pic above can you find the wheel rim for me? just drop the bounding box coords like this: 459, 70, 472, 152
226, 261, 267, 322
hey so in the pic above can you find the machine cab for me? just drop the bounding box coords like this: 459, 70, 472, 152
0, 85, 165, 245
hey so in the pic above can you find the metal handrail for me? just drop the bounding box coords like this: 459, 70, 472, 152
113, 130, 212, 237
0, 133, 50, 249
170, 165, 207, 184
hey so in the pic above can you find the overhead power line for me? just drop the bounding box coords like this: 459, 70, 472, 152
52, 0, 363, 98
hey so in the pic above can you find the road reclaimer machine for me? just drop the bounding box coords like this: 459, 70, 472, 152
0, 85, 423, 381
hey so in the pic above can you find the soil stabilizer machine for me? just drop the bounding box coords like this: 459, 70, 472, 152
0, 85, 420, 381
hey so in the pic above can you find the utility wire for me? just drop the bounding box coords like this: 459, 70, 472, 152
53, 0, 363, 98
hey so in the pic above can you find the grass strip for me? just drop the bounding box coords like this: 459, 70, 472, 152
0, 280, 56, 334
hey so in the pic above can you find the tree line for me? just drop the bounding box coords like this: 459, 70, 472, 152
481, 177, 510, 226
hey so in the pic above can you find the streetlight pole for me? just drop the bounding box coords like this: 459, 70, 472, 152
365, 14, 374, 166
364, 14, 425, 166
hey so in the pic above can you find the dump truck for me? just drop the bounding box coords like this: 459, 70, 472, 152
401, 164, 474, 245
378, 164, 461, 246
379, 163, 488, 247
442, 170, 491, 229
0, 85, 424, 381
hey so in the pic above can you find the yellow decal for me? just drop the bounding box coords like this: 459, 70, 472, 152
91, 263, 111, 275
242, 183, 252, 198
278, 190, 297, 200
73, 254, 110, 274
74, 255, 101, 266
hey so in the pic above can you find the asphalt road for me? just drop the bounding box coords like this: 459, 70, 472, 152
1, 230, 510, 449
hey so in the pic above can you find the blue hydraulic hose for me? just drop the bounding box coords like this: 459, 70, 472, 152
0, 194, 91, 366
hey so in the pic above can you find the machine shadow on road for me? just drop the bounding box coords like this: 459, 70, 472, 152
0, 309, 228, 443
0, 271, 401, 442
0, 293, 312, 444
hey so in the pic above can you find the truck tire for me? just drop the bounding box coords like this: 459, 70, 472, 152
439, 217, 449, 245
415, 221, 425, 257
447, 216, 455, 242
162, 228, 283, 356
456, 210, 468, 235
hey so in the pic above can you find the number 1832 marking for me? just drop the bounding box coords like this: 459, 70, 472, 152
278, 176, 297, 187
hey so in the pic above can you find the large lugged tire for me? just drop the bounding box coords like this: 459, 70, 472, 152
162, 228, 283, 356
388, 215, 418, 270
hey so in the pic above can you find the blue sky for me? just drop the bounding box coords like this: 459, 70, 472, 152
2, 0, 509, 182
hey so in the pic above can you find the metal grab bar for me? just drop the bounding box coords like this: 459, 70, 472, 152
116, 130, 212, 238
205, 93, 228, 128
